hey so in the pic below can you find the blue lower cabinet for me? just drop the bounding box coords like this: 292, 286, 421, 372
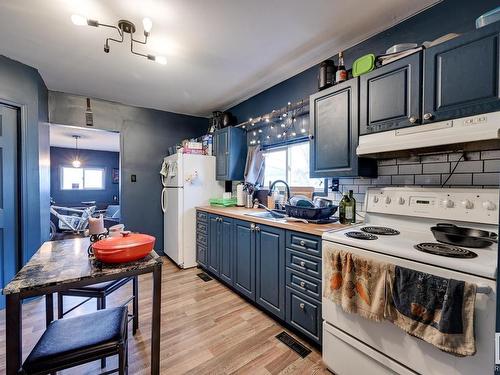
208, 214, 220, 275
286, 286, 322, 344
233, 220, 256, 301
285, 267, 322, 301
255, 224, 285, 320
219, 217, 234, 286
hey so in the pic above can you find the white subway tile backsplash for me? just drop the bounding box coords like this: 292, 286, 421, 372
397, 156, 421, 164
473, 173, 500, 186
481, 150, 500, 159
398, 164, 422, 174
415, 174, 441, 185
449, 152, 480, 161
353, 178, 372, 185
392, 175, 415, 185
453, 160, 483, 173
422, 163, 450, 174
371, 176, 391, 185
378, 158, 397, 166
379, 165, 398, 175
421, 154, 448, 163
484, 159, 500, 172
441, 174, 472, 185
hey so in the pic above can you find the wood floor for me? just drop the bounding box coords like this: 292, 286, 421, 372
0, 257, 329, 374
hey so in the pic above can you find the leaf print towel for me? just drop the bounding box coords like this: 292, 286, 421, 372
323, 242, 392, 322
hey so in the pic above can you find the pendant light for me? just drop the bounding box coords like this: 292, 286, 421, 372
72, 135, 81, 168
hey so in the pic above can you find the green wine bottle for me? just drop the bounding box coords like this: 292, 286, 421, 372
339, 193, 350, 224
348, 190, 356, 224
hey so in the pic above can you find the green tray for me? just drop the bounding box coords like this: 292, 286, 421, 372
209, 197, 237, 207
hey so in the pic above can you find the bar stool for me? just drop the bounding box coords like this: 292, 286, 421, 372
57, 276, 138, 368
21, 306, 128, 375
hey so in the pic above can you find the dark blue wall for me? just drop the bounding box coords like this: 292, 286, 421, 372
0, 55, 48, 265
228, 0, 499, 122
48, 91, 208, 252
50, 147, 119, 209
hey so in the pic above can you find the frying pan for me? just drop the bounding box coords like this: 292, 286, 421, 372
430, 223, 498, 248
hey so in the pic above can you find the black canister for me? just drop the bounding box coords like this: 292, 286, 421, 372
318, 59, 336, 91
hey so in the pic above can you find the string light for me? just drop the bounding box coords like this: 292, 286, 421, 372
258, 129, 262, 133
277, 134, 282, 139
265, 118, 270, 123
253, 131, 256, 136
301, 128, 306, 133
292, 132, 296, 136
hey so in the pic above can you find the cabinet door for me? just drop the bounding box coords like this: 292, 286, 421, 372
215, 129, 228, 180
360, 52, 422, 134
423, 22, 500, 123
219, 217, 234, 285
255, 224, 285, 319
207, 214, 220, 275
310, 78, 375, 177
233, 220, 255, 301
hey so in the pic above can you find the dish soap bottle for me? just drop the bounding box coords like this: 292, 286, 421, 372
339, 192, 354, 224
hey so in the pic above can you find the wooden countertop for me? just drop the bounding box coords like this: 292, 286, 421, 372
196, 206, 349, 237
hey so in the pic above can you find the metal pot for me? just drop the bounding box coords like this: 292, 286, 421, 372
430, 223, 498, 248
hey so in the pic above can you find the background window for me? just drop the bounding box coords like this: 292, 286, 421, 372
263, 142, 324, 191
61, 167, 105, 190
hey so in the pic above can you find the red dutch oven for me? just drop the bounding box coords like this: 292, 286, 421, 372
92, 231, 156, 263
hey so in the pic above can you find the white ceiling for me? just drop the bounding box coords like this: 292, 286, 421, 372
0, 0, 438, 117
50, 124, 120, 152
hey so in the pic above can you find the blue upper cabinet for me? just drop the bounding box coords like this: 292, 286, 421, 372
214, 127, 248, 181
423, 22, 500, 123
310, 78, 377, 178
360, 52, 422, 135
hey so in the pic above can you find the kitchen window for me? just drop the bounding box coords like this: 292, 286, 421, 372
263, 142, 326, 192
61, 166, 105, 190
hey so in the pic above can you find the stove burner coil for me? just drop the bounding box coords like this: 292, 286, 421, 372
414, 242, 478, 258
345, 231, 378, 240
361, 226, 400, 235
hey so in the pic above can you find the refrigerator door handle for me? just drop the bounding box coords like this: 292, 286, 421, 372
161, 187, 167, 213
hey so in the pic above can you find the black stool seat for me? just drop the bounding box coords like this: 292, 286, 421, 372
23, 307, 128, 374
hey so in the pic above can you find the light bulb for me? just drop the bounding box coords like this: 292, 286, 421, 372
265, 118, 270, 123
292, 132, 296, 136
253, 131, 256, 136
71, 14, 87, 26
258, 129, 262, 133
143, 17, 153, 33
281, 123, 285, 128
301, 128, 306, 133
155, 56, 167, 65
72, 159, 81, 168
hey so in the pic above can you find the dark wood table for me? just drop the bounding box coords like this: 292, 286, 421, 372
3, 237, 163, 375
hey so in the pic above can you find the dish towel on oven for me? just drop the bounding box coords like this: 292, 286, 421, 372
384, 266, 477, 356
323, 246, 389, 321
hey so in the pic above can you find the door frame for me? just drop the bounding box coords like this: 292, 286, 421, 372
0, 99, 25, 274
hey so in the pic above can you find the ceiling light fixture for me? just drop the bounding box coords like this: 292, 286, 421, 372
72, 135, 81, 168
71, 14, 166, 65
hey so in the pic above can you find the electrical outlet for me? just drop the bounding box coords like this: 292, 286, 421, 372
330, 178, 339, 192
131, 174, 137, 182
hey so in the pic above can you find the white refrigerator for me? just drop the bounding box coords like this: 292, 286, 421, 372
161, 153, 224, 268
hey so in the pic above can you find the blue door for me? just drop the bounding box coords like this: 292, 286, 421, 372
0, 105, 19, 309
208, 214, 220, 275
219, 217, 234, 285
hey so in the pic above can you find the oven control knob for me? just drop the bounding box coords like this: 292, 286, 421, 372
373, 196, 379, 203
483, 200, 496, 211
398, 197, 405, 205
461, 199, 474, 209
442, 199, 454, 208
385, 196, 392, 204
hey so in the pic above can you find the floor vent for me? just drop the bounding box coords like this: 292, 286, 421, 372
276, 331, 311, 358
197, 272, 213, 282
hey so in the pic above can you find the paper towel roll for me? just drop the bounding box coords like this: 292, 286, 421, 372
236, 184, 246, 207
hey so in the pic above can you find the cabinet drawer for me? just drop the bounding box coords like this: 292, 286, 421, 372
286, 231, 321, 257
196, 221, 208, 235
286, 248, 322, 280
286, 267, 321, 301
286, 287, 321, 344
196, 231, 207, 245
196, 243, 207, 268
196, 210, 208, 222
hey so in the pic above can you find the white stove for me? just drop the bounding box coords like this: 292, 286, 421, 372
321, 187, 499, 375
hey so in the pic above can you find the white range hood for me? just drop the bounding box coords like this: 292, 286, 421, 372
357, 111, 500, 155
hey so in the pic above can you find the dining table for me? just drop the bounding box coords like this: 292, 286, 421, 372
2, 237, 163, 375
